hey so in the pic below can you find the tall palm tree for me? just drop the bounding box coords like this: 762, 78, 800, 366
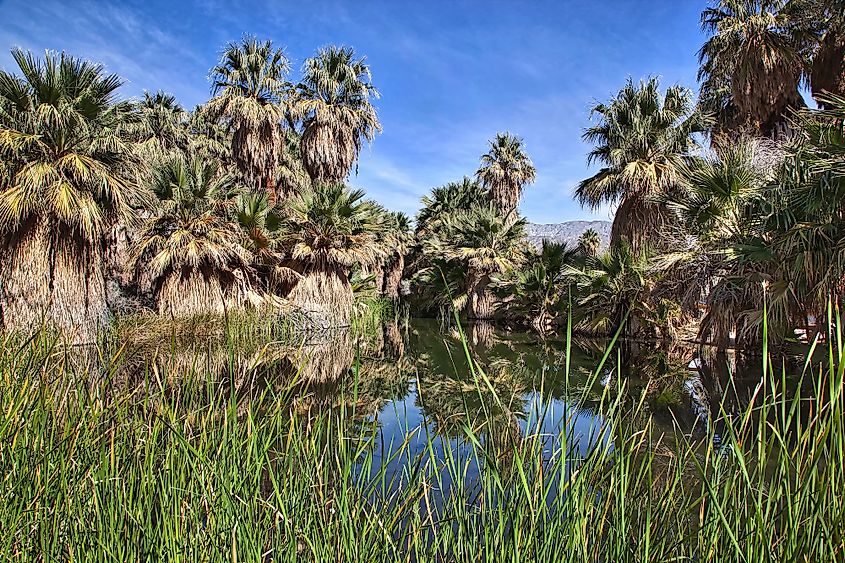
292, 46, 381, 184
438, 205, 527, 319
576, 77, 706, 252
132, 156, 258, 317
0, 49, 143, 341
698, 0, 808, 138
578, 228, 602, 257
476, 132, 536, 219
277, 128, 310, 197
207, 37, 290, 198
187, 103, 233, 166
280, 183, 385, 327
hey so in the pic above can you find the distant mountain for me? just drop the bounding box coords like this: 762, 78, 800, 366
525, 221, 611, 250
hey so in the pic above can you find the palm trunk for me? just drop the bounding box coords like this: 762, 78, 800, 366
290, 267, 353, 328
384, 253, 404, 302
467, 270, 494, 320
156, 265, 255, 318
362, 264, 385, 295
384, 320, 404, 359
470, 320, 494, 348
0, 217, 107, 343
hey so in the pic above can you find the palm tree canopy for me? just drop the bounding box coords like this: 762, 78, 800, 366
131, 90, 189, 160
415, 177, 486, 237
436, 204, 528, 275
133, 156, 248, 279
0, 48, 144, 241
576, 77, 706, 250
476, 132, 536, 217
210, 36, 289, 105
280, 182, 386, 271
697, 0, 811, 137
293, 45, 381, 183
578, 228, 602, 256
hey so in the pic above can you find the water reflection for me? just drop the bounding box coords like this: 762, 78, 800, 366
89, 318, 797, 476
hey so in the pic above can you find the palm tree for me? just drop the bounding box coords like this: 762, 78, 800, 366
807, 0, 845, 103
768, 95, 845, 332
133, 91, 189, 161
280, 183, 385, 327
382, 211, 412, 303
415, 177, 486, 238
207, 36, 290, 198
277, 128, 310, 197
576, 77, 706, 252
292, 46, 381, 184
132, 156, 259, 317
438, 205, 527, 319
698, 0, 808, 138
187, 103, 233, 166
506, 240, 579, 331
233, 190, 302, 296
662, 139, 788, 347
578, 228, 602, 257
575, 242, 654, 337
0, 49, 143, 341
476, 132, 536, 219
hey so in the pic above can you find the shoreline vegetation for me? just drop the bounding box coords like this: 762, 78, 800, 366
2, 0, 845, 560
1, 314, 843, 560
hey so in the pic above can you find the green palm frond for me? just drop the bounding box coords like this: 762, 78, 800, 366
0, 48, 145, 240
133, 155, 248, 281
476, 132, 536, 217
279, 182, 386, 271
576, 77, 707, 252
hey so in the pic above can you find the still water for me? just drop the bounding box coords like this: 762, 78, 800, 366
116, 317, 783, 484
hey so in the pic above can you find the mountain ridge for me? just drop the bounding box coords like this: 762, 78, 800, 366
525, 220, 611, 249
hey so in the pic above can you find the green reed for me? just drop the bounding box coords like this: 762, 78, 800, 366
0, 312, 843, 562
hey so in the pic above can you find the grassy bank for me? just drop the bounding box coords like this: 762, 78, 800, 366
0, 320, 843, 562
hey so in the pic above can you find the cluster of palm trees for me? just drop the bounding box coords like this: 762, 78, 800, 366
409, 0, 845, 348
573, 0, 845, 346
0, 39, 410, 342
2, 0, 845, 349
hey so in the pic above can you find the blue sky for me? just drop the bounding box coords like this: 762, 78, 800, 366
0, 0, 706, 223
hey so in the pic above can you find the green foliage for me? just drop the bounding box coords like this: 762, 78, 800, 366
497, 241, 580, 328
0, 48, 145, 240
133, 155, 247, 282
476, 132, 536, 217
281, 182, 385, 272
292, 45, 381, 183
576, 77, 707, 251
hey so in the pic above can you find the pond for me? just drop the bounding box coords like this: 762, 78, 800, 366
115, 317, 782, 485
